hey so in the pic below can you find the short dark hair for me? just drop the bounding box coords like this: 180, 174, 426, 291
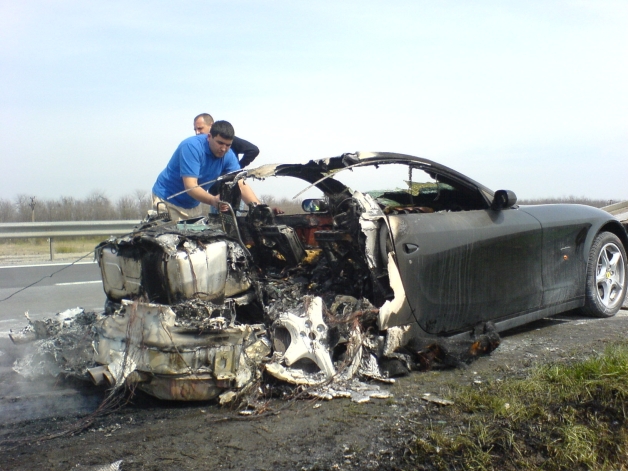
194, 113, 213, 126
209, 120, 235, 140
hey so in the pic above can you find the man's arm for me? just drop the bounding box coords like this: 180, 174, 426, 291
182, 176, 221, 207
231, 136, 259, 168
238, 180, 261, 205
238, 180, 283, 214
182, 177, 262, 211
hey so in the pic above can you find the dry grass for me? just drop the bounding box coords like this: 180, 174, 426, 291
0, 237, 104, 258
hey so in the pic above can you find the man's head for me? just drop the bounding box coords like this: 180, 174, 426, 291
193, 113, 213, 135
207, 120, 235, 158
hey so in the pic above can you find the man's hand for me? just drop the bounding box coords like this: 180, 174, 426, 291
182, 176, 225, 210
208, 193, 218, 207
209, 194, 231, 212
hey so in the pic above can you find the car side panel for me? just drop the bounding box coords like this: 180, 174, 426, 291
389, 208, 543, 335
519, 205, 606, 306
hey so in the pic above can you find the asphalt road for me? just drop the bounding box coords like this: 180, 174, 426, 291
0, 261, 106, 337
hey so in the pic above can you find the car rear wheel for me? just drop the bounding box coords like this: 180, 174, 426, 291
580, 232, 627, 318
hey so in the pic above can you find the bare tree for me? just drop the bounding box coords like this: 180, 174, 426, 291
43, 200, 61, 221
1, 191, 156, 222
14, 195, 34, 222
133, 189, 151, 219
518, 196, 615, 208
116, 196, 137, 220
261, 195, 303, 214
83, 191, 115, 220
260, 194, 276, 207
58, 196, 77, 221
0, 199, 15, 222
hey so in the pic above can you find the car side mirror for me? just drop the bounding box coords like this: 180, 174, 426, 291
491, 190, 517, 210
302, 198, 328, 213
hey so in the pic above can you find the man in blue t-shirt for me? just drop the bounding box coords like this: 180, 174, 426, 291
193, 113, 259, 168
152, 120, 262, 221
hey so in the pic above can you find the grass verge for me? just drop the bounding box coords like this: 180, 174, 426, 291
407, 342, 628, 470
0, 236, 104, 257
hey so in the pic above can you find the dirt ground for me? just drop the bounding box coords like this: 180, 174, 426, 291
0, 307, 627, 471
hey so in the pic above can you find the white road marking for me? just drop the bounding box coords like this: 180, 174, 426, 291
55, 281, 101, 286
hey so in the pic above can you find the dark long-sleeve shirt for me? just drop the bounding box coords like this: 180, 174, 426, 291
231, 136, 259, 168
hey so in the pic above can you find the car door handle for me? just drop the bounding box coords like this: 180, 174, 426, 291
403, 243, 419, 254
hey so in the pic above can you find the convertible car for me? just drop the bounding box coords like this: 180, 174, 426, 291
14, 152, 628, 401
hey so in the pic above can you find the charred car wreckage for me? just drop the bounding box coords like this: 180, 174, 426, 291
12, 152, 628, 403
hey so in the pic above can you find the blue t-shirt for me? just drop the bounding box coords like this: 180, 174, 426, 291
152, 134, 241, 208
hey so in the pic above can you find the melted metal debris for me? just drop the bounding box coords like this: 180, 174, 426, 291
421, 393, 454, 406
11, 308, 98, 380
309, 379, 393, 403
73, 460, 123, 471
9, 297, 501, 403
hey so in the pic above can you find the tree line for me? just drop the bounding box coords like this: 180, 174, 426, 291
0, 191, 618, 223
0, 191, 305, 222
0, 191, 152, 223
517, 196, 617, 207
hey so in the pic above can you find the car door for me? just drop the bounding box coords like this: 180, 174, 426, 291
390, 207, 544, 335
519, 205, 591, 306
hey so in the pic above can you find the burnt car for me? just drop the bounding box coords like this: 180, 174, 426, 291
22, 152, 627, 402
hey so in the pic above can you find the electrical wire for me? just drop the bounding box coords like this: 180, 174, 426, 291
0, 251, 96, 303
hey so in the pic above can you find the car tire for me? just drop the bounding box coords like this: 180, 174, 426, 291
580, 232, 627, 318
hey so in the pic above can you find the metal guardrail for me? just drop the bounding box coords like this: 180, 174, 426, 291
0, 220, 140, 239
0, 220, 140, 261
601, 201, 628, 223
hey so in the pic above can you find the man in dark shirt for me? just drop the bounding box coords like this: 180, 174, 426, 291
193, 113, 259, 168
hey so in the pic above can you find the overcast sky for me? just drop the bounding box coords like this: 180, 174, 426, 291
1, 1, 627, 203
